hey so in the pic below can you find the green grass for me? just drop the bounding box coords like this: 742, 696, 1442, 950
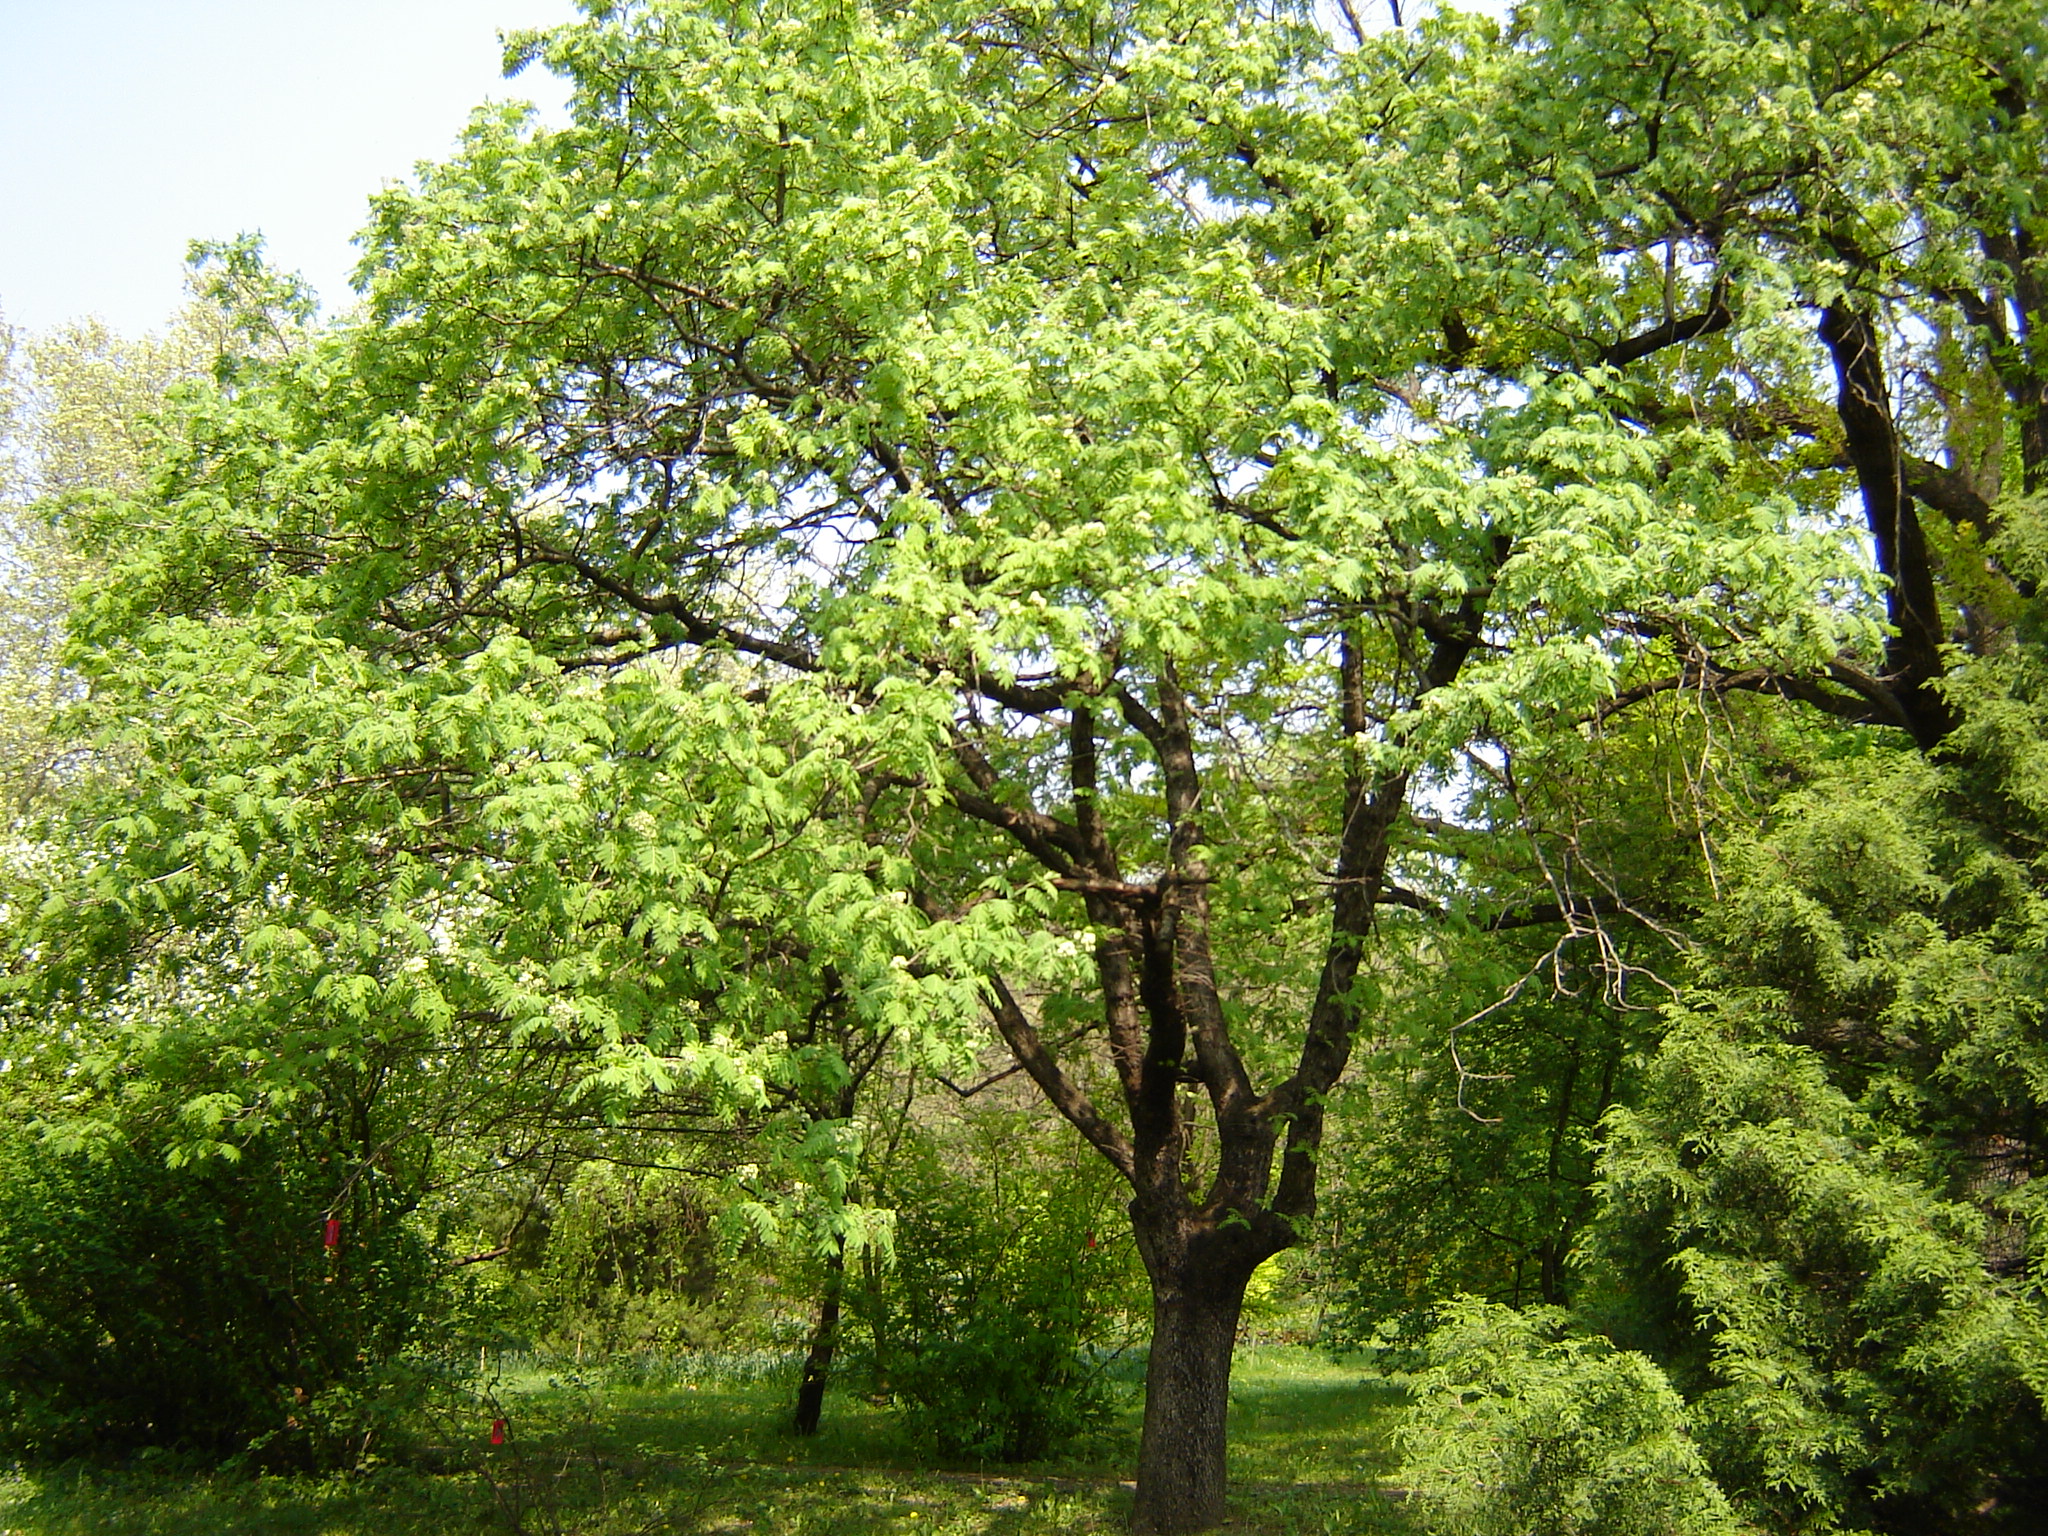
0, 1348, 1411, 1536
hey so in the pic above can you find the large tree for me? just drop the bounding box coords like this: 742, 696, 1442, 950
47, 0, 2037, 1525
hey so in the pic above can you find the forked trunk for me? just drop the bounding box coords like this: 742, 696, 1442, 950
1130, 1263, 1252, 1533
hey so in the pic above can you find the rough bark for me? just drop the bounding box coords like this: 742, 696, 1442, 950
1132, 1292, 1243, 1533
1129, 1219, 1273, 1534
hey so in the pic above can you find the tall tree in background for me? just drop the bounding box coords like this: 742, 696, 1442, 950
0, 310, 202, 810
28, 0, 2048, 1527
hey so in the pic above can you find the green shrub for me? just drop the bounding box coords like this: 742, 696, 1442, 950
1396, 1298, 1742, 1536
889, 1311, 1115, 1463
854, 1111, 1142, 1463
0, 1127, 443, 1466
511, 1162, 755, 1356
1580, 1009, 2048, 1534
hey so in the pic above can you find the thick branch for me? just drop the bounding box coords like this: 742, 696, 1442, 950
1594, 657, 1913, 733
1070, 702, 1115, 870
529, 544, 819, 674
1819, 303, 1954, 749
948, 735, 1086, 873
1904, 455, 1999, 532
1598, 280, 1732, 368
984, 971, 1135, 1183
950, 789, 1082, 874
1269, 555, 1501, 1221
1151, 671, 1261, 1202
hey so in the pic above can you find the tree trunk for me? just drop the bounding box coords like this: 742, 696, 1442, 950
791, 1235, 846, 1436
1130, 1257, 1254, 1534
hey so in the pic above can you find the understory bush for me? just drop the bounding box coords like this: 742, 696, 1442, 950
855, 1111, 1143, 1462
889, 1311, 1114, 1463
1396, 1298, 1741, 1536
510, 1161, 760, 1356
0, 1125, 448, 1466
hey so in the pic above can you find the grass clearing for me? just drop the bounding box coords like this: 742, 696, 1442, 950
0, 1348, 1410, 1535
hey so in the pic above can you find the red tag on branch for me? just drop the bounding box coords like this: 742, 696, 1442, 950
324, 1218, 341, 1251
490, 1418, 507, 1446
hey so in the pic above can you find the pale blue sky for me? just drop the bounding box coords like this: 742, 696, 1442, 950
0, 0, 1498, 339
0, 0, 580, 337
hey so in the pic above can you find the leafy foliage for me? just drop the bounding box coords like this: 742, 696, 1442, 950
13, 0, 2048, 1521
1557, 615, 2048, 1532
1582, 884, 2048, 1530
1320, 964, 1644, 1342
1396, 1298, 1740, 1536
517, 1161, 745, 1354
0, 1124, 442, 1466
855, 1112, 1143, 1462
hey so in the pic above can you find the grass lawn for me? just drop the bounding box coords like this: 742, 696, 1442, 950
0, 1348, 1410, 1536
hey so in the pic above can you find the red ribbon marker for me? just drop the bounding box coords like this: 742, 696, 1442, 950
490, 1418, 507, 1446
324, 1217, 342, 1251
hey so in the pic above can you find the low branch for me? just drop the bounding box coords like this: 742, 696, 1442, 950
949, 734, 1086, 873
984, 972, 1135, 1183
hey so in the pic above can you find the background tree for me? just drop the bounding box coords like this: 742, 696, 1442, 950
1347, 3, 2048, 1528
0, 301, 227, 812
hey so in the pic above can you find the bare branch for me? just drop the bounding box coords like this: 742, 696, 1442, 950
984, 971, 1135, 1184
